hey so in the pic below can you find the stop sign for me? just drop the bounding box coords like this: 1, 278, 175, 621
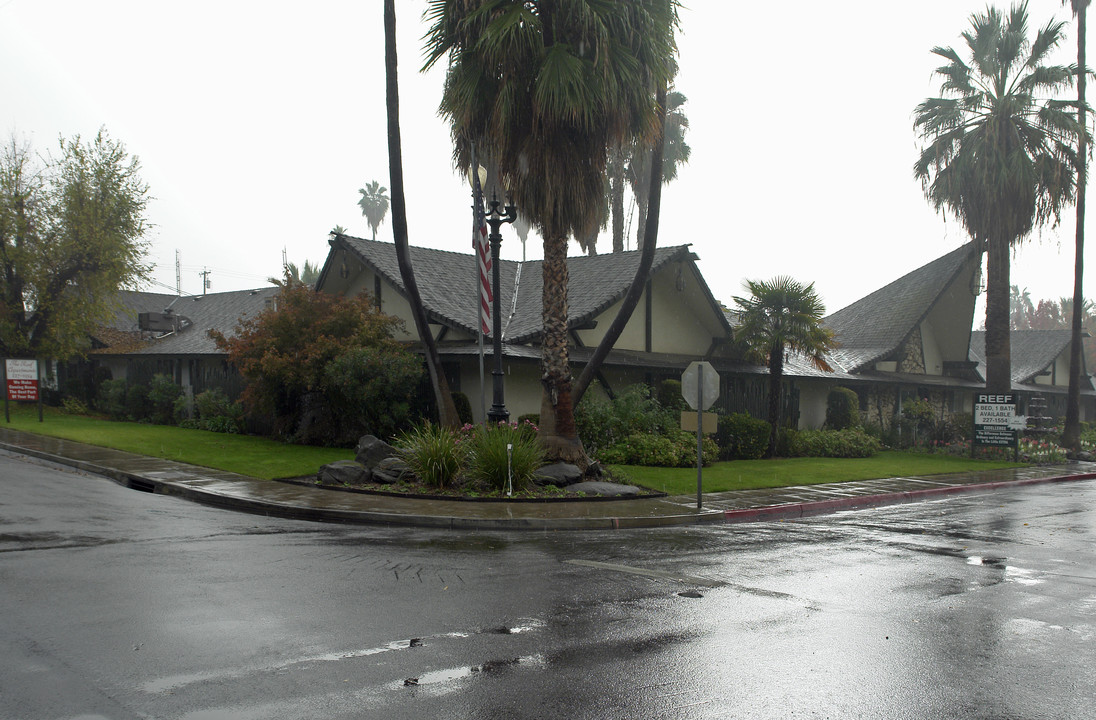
681, 361, 719, 410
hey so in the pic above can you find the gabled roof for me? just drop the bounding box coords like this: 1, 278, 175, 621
93, 287, 280, 356
822, 242, 980, 372
970, 329, 1092, 388
323, 234, 728, 343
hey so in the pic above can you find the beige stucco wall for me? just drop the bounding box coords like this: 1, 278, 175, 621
920, 320, 944, 376
572, 262, 724, 357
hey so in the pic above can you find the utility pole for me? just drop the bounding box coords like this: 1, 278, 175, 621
175, 250, 181, 295
199, 268, 211, 295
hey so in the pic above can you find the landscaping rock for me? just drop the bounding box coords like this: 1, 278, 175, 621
317, 460, 371, 486
533, 462, 583, 487
372, 456, 415, 484
564, 481, 642, 498
355, 435, 397, 468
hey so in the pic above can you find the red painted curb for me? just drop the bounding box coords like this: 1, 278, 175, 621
721, 472, 1096, 524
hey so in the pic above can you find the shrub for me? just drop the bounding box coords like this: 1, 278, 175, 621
395, 423, 463, 488
787, 428, 880, 458
518, 413, 540, 428
124, 383, 150, 422
96, 379, 128, 420
464, 422, 545, 492
576, 384, 676, 453
60, 396, 89, 415
321, 345, 422, 443
599, 430, 717, 467
824, 387, 861, 430
147, 374, 183, 425
192, 388, 244, 433
715, 413, 770, 460
657, 379, 687, 411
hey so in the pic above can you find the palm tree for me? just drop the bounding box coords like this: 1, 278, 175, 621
620, 90, 691, 251
384, 0, 459, 428
913, 2, 1084, 395
732, 277, 837, 458
357, 180, 390, 241
423, 0, 680, 463
1062, 0, 1091, 452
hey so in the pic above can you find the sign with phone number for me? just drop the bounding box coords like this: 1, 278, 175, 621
5, 359, 38, 401
973, 393, 1017, 447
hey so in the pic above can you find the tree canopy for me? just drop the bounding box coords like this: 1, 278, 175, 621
357, 180, 390, 241
211, 278, 422, 445
423, 0, 681, 462
0, 130, 151, 360
913, 2, 1085, 393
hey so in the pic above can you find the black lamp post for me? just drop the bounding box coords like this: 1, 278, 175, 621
485, 193, 517, 424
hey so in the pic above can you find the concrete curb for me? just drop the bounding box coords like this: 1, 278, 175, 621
4, 438, 1094, 530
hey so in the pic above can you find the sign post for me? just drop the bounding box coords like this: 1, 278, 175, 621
682, 361, 719, 509
972, 393, 1020, 462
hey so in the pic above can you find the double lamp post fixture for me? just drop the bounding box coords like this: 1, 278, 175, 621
471, 166, 517, 424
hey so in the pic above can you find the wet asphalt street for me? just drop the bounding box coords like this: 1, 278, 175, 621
1, 449, 1094, 720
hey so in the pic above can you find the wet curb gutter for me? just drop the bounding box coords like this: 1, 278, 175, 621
718, 472, 1096, 524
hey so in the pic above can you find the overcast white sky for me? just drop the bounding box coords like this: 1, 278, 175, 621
1, 0, 1091, 317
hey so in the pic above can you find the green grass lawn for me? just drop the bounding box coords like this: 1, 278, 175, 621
1, 403, 352, 480
3, 402, 1024, 491
612, 452, 1024, 495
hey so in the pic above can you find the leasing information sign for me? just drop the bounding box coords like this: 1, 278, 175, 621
972, 393, 1018, 448
5, 359, 39, 402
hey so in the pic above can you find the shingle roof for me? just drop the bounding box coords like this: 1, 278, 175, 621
969, 329, 1084, 386
94, 287, 280, 356
327, 234, 718, 343
823, 242, 980, 372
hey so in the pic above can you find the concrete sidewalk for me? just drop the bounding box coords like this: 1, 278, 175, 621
2, 426, 1094, 530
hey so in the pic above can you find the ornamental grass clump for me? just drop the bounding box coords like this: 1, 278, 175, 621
395, 423, 464, 488
464, 421, 545, 492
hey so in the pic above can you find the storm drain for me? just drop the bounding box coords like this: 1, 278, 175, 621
127, 477, 157, 493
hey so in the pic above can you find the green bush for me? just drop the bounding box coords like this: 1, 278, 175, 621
95, 379, 128, 420
715, 413, 770, 460
147, 374, 183, 425
824, 387, 861, 430
395, 423, 463, 488
787, 428, 880, 458
125, 383, 151, 422
60, 396, 89, 415
599, 430, 717, 467
517, 413, 540, 428
192, 388, 244, 433
464, 422, 545, 492
657, 379, 687, 411
576, 384, 676, 453
321, 345, 422, 442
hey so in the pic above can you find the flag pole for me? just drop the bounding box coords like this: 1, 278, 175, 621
470, 144, 487, 425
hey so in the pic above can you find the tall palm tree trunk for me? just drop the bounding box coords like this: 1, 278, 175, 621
539, 234, 584, 462
1064, 3, 1087, 452
985, 233, 1012, 394
766, 347, 784, 458
384, 0, 459, 428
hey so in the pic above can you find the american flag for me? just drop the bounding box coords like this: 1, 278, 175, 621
472, 178, 492, 336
